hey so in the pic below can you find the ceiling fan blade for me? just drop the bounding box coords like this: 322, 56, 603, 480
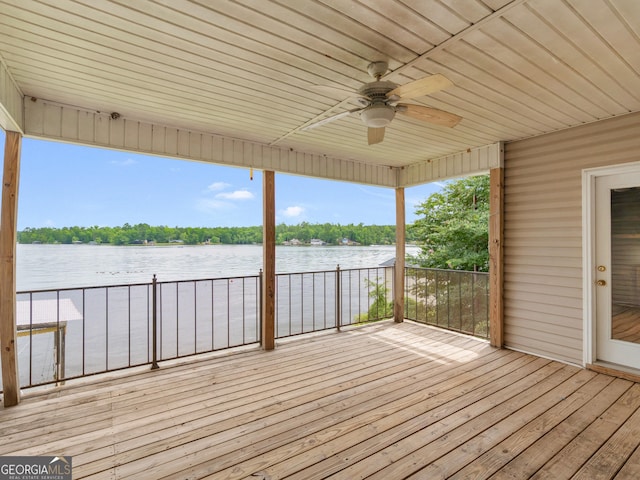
397, 104, 462, 128
387, 74, 453, 100
302, 108, 362, 131
368, 127, 385, 145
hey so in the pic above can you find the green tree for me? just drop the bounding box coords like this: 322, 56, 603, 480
409, 175, 489, 272
355, 277, 419, 324
355, 278, 393, 323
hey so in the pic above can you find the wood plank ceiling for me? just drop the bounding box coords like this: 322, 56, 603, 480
0, 0, 639, 170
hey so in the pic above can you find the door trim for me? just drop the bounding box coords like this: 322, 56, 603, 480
582, 161, 640, 367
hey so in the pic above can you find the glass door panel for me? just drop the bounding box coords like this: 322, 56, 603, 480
610, 187, 640, 344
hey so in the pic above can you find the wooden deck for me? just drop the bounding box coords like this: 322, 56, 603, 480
2, 321, 640, 479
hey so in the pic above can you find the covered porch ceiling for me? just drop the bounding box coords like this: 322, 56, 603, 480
1, 0, 640, 186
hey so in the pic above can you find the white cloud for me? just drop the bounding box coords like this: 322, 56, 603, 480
207, 181, 230, 191
282, 206, 304, 217
215, 190, 254, 200
196, 198, 230, 213
110, 158, 137, 167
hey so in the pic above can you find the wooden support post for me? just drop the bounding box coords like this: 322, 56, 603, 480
1, 131, 21, 407
262, 170, 276, 350
489, 167, 504, 348
394, 187, 405, 323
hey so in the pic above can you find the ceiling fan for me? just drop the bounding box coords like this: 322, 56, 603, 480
302, 61, 461, 145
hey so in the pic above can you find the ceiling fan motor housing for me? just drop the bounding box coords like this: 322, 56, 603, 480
360, 103, 395, 128
358, 80, 397, 128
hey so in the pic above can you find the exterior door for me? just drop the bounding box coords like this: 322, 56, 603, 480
595, 171, 640, 369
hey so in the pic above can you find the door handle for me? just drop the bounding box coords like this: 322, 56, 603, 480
596, 279, 606, 286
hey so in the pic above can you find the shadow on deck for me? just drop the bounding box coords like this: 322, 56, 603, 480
1, 320, 640, 479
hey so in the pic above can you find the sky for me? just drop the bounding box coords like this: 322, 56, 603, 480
0, 130, 444, 230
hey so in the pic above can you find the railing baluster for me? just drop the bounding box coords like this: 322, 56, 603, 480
105, 288, 109, 372
211, 279, 215, 351
458, 272, 463, 332
288, 275, 292, 336
151, 275, 159, 370
146, 283, 150, 364
82, 288, 86, 376
29, 292, 33, 386
175, 282, 179, 359
358, 268, 362, 320
56, 290, 60, 383
336, 265, 341, 331
323, 271, 327, 330
471, 272, 476, 336
258, 270, 262, 342
128, 285, 132, 368
194, 281, 198, 355
242, 277, 246, 345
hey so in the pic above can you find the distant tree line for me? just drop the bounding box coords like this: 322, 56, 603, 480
18, 222, 416, 246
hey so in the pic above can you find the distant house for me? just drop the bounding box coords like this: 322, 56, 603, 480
341, 238, 360, 246
310, 239, 326, 246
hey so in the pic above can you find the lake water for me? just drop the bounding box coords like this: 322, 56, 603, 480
17, 243, 420, 291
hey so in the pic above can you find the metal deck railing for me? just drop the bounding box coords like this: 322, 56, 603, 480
4, 266, 489, 391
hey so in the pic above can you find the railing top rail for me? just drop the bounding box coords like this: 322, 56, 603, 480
17, 281, 153, 295
335, 266, 392, 273
17, 265, 489, 296
17, 273, 261, 295
17, 265, 489, 295
276, 265, 390, 276
156, 274, 260, 286
405, 266, 489, 276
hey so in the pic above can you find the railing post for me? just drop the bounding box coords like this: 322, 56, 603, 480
151, 274, 159, 370
259, 269, 263, 343
55, 290, 61, 384
336, 264, 341, 331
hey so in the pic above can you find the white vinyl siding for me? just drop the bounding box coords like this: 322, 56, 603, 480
504, 111, 640, 365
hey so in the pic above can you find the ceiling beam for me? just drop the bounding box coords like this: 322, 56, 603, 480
0, 55, 23, 133
23, 98, 502, 188
399, 142, 503, 187
383, 0, 528, 83
23, 98, 397, 187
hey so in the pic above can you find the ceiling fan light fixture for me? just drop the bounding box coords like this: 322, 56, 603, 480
360, 103, 395, 128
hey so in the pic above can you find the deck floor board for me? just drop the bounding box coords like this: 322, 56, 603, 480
1, 321, 639, 479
